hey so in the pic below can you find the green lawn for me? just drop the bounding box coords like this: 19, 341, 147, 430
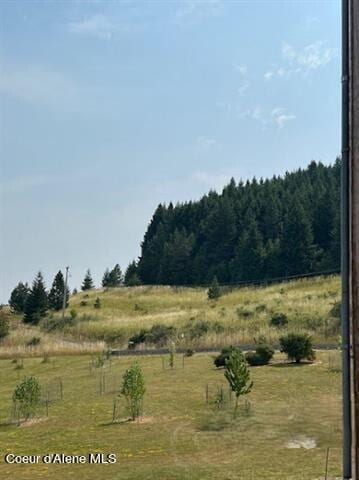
0, 350, 342, 480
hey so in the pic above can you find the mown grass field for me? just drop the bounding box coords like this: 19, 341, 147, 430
0, 350, 342, 480
1, 275, 340, 357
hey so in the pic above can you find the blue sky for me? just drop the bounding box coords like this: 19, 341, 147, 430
0, 0, 340, 301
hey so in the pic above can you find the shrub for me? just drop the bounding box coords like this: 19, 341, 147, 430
330, 301, 341, 319
236, 307, 252, 319
12, 376, 41, 421
70, 309, 77, 320
270, 312, 288, 328
214, 346, 242, 368
255, 304, 266, 313
279, 333, 315, 363
0, 312, 10, 340
146, 324, 176, 346
184, 348, 194, 357
26, 337, 41, 347
207, 276, 221, 300
80, 301, 88, 307
187, 320, 210, 340
128, 329, 147, 349
245, 344, 274, 366
94, 297, 101, 309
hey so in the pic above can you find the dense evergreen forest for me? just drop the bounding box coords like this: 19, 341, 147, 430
136, 160, 341, 285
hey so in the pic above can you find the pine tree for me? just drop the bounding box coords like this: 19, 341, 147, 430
81, 269, 94, 291
23, 272, 48, 325
124, 261, 141, 286
48, 271, 69, 311
9, 282, 29, 313
108, 264, 123, 287
102, 269, 111, 287
207, 276, 221, 300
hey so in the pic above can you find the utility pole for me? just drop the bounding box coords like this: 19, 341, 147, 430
347, 0, 359, 477
62, 266, 69, 321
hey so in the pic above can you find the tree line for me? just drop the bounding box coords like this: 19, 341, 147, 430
9, 263, 139, 324
136, 160, 340, 285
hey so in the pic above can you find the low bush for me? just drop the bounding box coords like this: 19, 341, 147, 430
245, 344, 274, 366
279, 333, 315, 363
128, 324, 176, 349
270, 312, 288, 328
214, 346, 242, 368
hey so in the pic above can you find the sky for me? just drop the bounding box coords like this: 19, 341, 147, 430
0, 0, 341, 302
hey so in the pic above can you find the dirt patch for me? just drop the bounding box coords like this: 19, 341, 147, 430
20, 417, 49, 428
286, 436, 316, 449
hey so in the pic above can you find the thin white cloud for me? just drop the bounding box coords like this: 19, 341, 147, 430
68, 14, 117, 39
281, 41, 336, 76
175, 0, 223, 26
232, 62, 247, 75
264, 71, 273, 81
271, 107, 296, 128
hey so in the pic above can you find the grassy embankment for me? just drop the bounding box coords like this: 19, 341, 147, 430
0, 350, 342, 480
1, 275, 340, 357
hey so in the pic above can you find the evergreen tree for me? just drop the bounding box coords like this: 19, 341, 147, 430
108, 264, 123, 287
23, 272, 48, 325
207, 276, 221, 300
102, 269, 111, 287
48, 271, 69, 311
9, 282, 29, 313
81, 269, 94, 291
158, 229, 194, 285
124, 261, 141, 286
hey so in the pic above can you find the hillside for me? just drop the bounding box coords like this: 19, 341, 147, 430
136, 160, 340, 285
1, 275, 340, 357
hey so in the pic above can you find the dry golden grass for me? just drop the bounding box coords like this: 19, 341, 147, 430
1, 275, 340, 356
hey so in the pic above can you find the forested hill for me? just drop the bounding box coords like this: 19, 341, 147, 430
137, 160, 341, 285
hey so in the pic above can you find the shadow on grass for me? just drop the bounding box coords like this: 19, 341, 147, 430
100, 418, 132, 427
270, 361, 314, 368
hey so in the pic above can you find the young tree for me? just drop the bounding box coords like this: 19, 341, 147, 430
124, 261, 141, 286
12, 376, 41, 421
102, 269, 111, 287
23, 272, 48, 325
120, 363, 146, 421
108, 264, 123, 287
279, 333, 315, 363
9, 282, 29, 314
94, 297, 101, 309
48, 271, 69, 311
207, 276, 221, 300
224, 349, 253, 418
81, 269, 94, 291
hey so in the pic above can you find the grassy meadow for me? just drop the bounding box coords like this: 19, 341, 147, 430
1, 275, 340, 357
0, 350, 342, 480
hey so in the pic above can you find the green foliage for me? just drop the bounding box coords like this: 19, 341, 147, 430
12, 376, 41, 421
102, 264, 123, 287
94, 297, 101, 309
137, 160, 340, 285
214, 346, 242, 368
270, 312, 288, 328
245, 344, 274, 366
330, 301, 341, 318
9, 282, 29, 313
70, 309, 78, 320
23, 272, 48, 325
207, 276, 221, 300
48, 270, 69, 311
279, 333, 315, 363
124, 261, 141, 286
128, 324, 176, 348
120, 363, 146, 421
224, 349, 253, 417
26, 336, 41, 347
81, 269, 94, 291
0, 312, 10, 340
